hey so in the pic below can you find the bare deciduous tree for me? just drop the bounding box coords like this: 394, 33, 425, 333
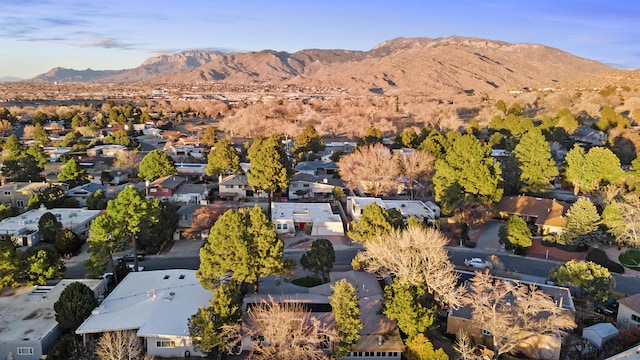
95, 330, 151, 360
460, 271, 576, 360
182, 202, 226, 240
337, 143, 400, 197
396, 150, 435, 199
224, 300, 337, 360
355, 226, 460, 307
113, 150, 140, 172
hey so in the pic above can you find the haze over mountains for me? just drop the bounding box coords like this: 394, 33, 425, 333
29, 37, 611, 96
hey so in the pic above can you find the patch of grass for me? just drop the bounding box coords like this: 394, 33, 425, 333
619, 250, 640, 271
291, 276, 322, 288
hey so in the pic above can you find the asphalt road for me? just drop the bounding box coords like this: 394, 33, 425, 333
66, 244, 640, 296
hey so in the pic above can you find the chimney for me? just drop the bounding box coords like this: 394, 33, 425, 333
377, 335, 384, 346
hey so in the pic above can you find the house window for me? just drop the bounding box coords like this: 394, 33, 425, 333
4, 191, 10, 196
303, 184, 310, 187
150, 188, 157, 193
291, 183, 298, 188
481, 329, 492, 336
17, 347, 34, 355
282, 224, 288, 230
15, 200, 24, 208
156, 340, 176, 348
632, 314, 640, 323
225, 185, 233, 189
276, 224, 282, 230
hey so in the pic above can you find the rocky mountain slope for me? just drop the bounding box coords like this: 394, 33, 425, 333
30, 37, 611, 95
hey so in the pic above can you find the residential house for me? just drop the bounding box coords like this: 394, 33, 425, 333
105, 182, 146, 200
42, 146, 72, 162
175, 162, 207, 181
0, 182, 69, 209
0, 207, 101, 247
145, 176, 186, 200
86, 144, 127, 158
294, 161, 339, 176
498, 195, 571, 235
288, 173, 344, 200
605, 343, 640, 359
217, 174, 266, 201
617, 294, 640, 329
76, 270, 213, 359
571, 126, 607, 147
242, 271, 404, 360
170, 182, 213, 204
346, 197, 440, 225
66, 183, 107, 207
164, 144, 204, 159
271, 202, 345, 237
446, 270, 575, 360
175, 204, 206, 241
0, 279, 106, 360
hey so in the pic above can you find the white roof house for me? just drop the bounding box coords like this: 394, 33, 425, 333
0, 279, 105, 360
271, 202, 345, 237
76, 270, 213, 358
0, 207, 101, 247
583, 323, 619, 349
346, 197, 439, 224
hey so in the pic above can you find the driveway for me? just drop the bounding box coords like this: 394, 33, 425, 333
475, 220, 504, 253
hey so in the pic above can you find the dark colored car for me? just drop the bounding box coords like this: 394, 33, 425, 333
116, 252, 145, 262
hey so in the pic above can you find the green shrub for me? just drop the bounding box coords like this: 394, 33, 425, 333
541, 235, 556, 247
586, 248, 625, 274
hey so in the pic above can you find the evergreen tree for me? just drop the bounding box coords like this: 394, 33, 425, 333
1, 152, 43, 182
406, 334, 449, 360
197, 206, 283, 292
551, 260, 612, 302
26, 145, 49, 168
330, 279, 363, 357
300, 238, 335, 282
433, 134, 503, 214
33, 123, 51, 146
20, 244, 65, 285
564, 145, 624, 195
513, 128, 558, 193
58, 158, 89, 187
561, 197, 600, 245
86, 189, 108, 210
84, 214, 123, 281
292, 124, 325, 161
201, 126, 218, 148
54, 229, 82, 255
54, 282, 98, 331
383, 280, 437, 338
2, 134, 21, 156
189, 284, 242, 355
499, 215, 532, 250
38, 212, 62, 243
205, 138, 240, 177
247, 135, 291, 214
348, 202, 403, 242
138, 149, 177, 181
0, 239, 18, 288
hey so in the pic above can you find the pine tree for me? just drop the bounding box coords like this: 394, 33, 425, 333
300, 238, 335, 281
499, 215, 532, 249
561, 197, 600, 245
292, 124, 325, 161
58, 157, 89, 186
205, 138, 240, 177
138, 149, 177, 181
330, 279, 363, 356
54, 282, 98, 331
247, 135, 290, 214
513, 128, 558, 193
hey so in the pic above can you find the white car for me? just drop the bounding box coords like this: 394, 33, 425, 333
127, 264, 145, 272
464, 258, 493, 269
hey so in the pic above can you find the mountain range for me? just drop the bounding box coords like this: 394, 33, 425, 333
29, 37, 612, 95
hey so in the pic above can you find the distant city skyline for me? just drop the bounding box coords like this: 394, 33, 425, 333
1, 0, 639, 79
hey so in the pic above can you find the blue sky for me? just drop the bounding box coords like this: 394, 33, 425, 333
1, 0, 639, 79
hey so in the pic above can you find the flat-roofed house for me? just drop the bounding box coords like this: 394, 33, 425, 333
76, 270, 213, 358
271, 202, 345, 237
0, 279, 105, 360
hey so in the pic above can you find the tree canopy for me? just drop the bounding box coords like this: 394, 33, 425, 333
292, 124, 325, 161
561, 197, 600, 245
189, 284, 242, 354
205, 138, 240, 177
138, 149, 177, 181
348, 202, 404, 242
499, 215, 532, 250
338, 143, 400, 197
551, 260, 612, 302
58, 157, 90, 186
38, 212, 62, 243
247, 135, 291, 210
512, 127, 558, 193
564, 145, 624, 195
330, 279, 362, 357
197, 206, 283, 292
300, 238, 335, 282
383, 280, 438, 338
433, 133, 502, 214
54, 281, 98, 331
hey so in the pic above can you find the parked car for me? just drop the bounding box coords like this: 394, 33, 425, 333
464, 257, 493, 269
116, 251, 145, 262
126, 264, 145, 272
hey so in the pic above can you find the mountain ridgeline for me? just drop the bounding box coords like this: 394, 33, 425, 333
30, 36, 611, 95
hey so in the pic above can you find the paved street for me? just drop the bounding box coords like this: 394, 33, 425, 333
63, 226, 640, 296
